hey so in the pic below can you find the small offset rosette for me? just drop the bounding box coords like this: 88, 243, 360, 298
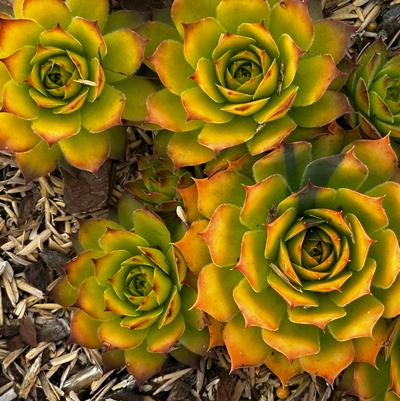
176, 132, 400, 385
0, 0, 156, 179
347, 40, 400, 140
52, 208, 209, 383
140, 0, 353, 167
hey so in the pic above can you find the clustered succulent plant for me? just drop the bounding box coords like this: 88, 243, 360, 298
142, 0, 353, 168
52, 206, 209, 383
3, 0, 400, 396
0, 0, 155, 180
175, 130, 400, 385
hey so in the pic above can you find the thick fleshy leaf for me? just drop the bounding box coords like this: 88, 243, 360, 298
289, 295, 346, 329
179, 325, 209, 355
77, 276, 114, 320
278, 33, 303, 89
307, 20, 353, 63
183, 17, 224, 68
22, 0, 71, 29
103, 287, 138, 316
66, 0, 108, 31
293, 55, 340, 107
367, 182, 400, 238
351, 136, 398, 192
70, 310, 101, 349
103, 10, 145, 33
290, 91, 352, 128
330, 258, 376, 307
195, 170, 250, 219
265, 207, 297, 260
50, 276, 78, 307
300, 332, 354, 385
39, 24, 82, 53
113, 76, 156, 122
32, 109, 80, 144
65, 249, 102, 287
146, 90, 203, 132
79, 219, 123, 250
216, 0, 269, 33
264, 348, 302, 385
195, 263, 241, 321
2, 81, 39, 119
181, 86, 233, 123
0, 19, 42, 58
328, 295, 384, 341
133, 209, 171, 252
224, 314, 269, 369
202, 204, 247, 267
370, 229, 400, 289
94, 250, 131, 286
99, 228, 148, 257
252, 141, 312, 190
262, 317, 320, 361
301, 148, 368, 191
67, 17, 106, 59
121, 307, 163, 330
174, 220, 210, 275
98, 319, 147, 350
375, 275, 400, 318
171, 0, 219, 36
0, 45, 35, 83
269, 0, 313, 51
167, 130, 214, 168
59, 128, 108, 172
0, 112, 39, 152
192, 57, 225, 102
234, 279, 285, 330
16, 140, 61, 181
235, 230, 268, 292
350, 355, 391, 400
240, 175, 290, 230
103, 29, 145, 82
81, 85, 125, 133
150, 40, 194, 96
125, 342, 165, 384
333, 188, 388, 233
267, 270, 318, 308
353, 319, 389, 366
198, 117, 257, 152
253, 85, 298, 123
147, 315, 185, 353
246, 116, 296, 155
102, 350, 125, 372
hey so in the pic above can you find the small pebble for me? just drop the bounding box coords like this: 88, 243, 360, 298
366, 21, 377, 32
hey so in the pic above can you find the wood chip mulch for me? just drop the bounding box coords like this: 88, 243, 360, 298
1, 0, 399, 400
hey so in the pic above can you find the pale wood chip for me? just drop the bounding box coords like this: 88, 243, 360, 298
19, 355, 42, 399
17, 229, 52, 256
39, 372, 60, 401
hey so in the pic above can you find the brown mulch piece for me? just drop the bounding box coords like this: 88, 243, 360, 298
1, 0, 399, 400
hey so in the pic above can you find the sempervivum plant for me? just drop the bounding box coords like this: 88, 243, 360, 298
0, 0, 156, 180
52, 207, 209, 383
346, 40, 400, 139
141, 0, 353, 168
124, 155, 192, 214
175, 132, 400, 385
340, 318, 400, 401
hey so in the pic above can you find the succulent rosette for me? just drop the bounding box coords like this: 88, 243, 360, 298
125, 155, 193, 214
0, 0, 156, 180
52, 207, 209, 383
346, 40, 400, 139
175, 132, 400, 384
141, 0, 353, 168
340, 318, 400, 401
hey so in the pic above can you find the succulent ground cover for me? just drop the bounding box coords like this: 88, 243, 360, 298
1, 0, 400, 401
